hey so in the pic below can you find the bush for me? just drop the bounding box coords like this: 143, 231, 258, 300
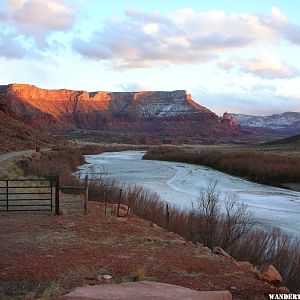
143, 146, 300, 186
88, 175, 300, 291
17, 146, 85, 185
16, 146, 300, 290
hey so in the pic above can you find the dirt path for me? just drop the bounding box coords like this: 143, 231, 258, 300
0, 150, 34, 163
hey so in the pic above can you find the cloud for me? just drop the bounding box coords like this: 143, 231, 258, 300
219, 54, 298, 79
72, 6, 300, 69
119, 82, 149, 92
193, 89, 298, 116
1, 0, 75, 47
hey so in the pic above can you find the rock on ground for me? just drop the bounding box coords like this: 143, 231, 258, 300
258, 265, 283, 284
64, 281, 232, 300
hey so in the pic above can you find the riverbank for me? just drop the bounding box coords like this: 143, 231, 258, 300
3, 145, 300, 291
143, 145, 300, 190
79, 151, 300, 237
0, 202, 282, 299
78, 150, 300, 291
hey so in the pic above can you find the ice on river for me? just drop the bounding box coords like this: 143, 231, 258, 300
77, 151, 300, 238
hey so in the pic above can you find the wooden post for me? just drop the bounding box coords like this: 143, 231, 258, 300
6, 180, 8, 212
117, 188, 122, 217
166, 203, 170, 229
55, 175, 60, 216
127, 191, 132, 216
105, 189, 108, 214
50, 178, 53, 212
84, 175, 89, 215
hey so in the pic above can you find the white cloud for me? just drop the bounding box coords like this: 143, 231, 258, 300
219, 54, 298, 79
2, 0, 75, 47
72, 6, 300, 69
119, 82, 149, 92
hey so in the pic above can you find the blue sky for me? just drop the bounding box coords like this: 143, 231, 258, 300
1, 0, 300, 115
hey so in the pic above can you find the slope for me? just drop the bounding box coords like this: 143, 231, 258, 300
0, 111, 53, 152
263, 133, 300, 146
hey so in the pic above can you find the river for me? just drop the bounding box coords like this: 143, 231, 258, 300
77, 150, 300, 238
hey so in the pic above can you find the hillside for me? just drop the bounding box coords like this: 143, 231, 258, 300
0, 84, 243, 143
0, 111, 53, 152
263, 133, 300, 146
0, 200, 283, 299
230, 112, 300, 136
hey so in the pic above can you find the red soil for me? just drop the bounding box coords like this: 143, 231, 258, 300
0, 201, 280, 299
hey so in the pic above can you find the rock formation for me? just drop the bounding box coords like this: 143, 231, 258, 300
219, 111, 239, 127
0, 83, 242, 142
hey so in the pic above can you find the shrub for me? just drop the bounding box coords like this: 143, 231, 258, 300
88, 175, 300, 291
143, 147, 300, 186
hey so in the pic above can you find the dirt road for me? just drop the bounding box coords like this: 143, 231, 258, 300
0, 150, 34, 163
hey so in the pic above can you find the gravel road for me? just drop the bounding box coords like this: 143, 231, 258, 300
0, 150, 34, 163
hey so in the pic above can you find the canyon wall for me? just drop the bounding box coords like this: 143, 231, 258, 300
0, 83, 244, 143
0, 84, 217, 130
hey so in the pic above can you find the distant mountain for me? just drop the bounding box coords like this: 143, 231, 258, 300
230, 112, 300, 136
0, 83, 244, 143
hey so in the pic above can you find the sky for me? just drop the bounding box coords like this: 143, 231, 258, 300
0, 0, 300, 115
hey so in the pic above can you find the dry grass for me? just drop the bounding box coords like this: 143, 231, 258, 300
16, 146, 85, 186
88, 175, 300, 291
143, 146, 300, 187
11, 145, 300, 291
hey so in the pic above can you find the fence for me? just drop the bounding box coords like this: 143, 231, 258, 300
0, 176, 60, 215
60, 175, 89, 215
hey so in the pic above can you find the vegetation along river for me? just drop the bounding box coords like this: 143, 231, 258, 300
78, 151, 300, 238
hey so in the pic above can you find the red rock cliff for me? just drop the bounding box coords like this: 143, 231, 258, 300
0, 84, 217, 132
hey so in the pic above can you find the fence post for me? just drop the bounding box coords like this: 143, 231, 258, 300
55, 175, 60, 216
84, 175, 89, 215
127, 191, 132, 215
6, 180, 8, 212
105, 189, 108, 214
166, 203, 169, 229
117, 188, 122, 217
50, 178, 53, 212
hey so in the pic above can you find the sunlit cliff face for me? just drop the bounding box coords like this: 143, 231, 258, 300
1, 83, 228, 138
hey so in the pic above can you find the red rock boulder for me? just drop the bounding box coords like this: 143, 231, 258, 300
257, 265, 283, 284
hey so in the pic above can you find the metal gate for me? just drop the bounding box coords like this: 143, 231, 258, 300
0, 177, 59, 214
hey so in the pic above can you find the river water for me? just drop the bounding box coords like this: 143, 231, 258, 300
77, 150, 300, 238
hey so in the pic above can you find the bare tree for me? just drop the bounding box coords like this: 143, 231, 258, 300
192, 181, 254, 249
218, 192, 254, 250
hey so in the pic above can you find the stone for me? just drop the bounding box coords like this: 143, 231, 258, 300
83, 272, 97, 281
112, 204, 130, 217
151, 222, 159, 229
201, 247, 212, 255
64, 281, 232, 300
97, 275, 112, 284
103, 275, 113, 284
212, 247, 232, 259
257, 265, 283, 285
